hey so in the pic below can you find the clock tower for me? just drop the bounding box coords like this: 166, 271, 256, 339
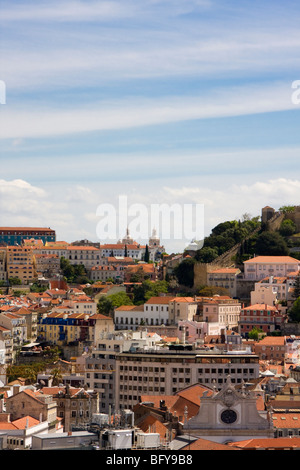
182, 375, 274, 444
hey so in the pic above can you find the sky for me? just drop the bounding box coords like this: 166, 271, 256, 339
0, 0, 300, 252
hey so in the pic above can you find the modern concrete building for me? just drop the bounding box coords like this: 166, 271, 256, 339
115, 346, 260, 410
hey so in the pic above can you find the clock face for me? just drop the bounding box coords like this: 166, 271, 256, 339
221, 409, 237, 424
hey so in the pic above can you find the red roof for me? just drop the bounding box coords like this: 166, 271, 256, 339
245, 256, 300, 264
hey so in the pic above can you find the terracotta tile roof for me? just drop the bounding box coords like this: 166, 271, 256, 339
181, 438, 240, 450
90, 313, 113, 320
256, 336, 285, 346
169, 297, 196, 303
145, 296, 175, 304
139, 395, 178, 410
272, 413, 300, 428
176, 384, 214, 406
242, 303, 278, 311
0, 325, 10, 332
229, 437, 300, 449
67, 246, 99, 251
0, 422, 17, 430
244, 256, 300, 264
115, 305, 142, 311
210, 268, 240, 274
101, 244, 145, 250
12, 416, 40, 429
137, 415, 169, 439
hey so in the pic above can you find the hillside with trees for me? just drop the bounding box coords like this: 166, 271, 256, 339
172, 207, 300, 291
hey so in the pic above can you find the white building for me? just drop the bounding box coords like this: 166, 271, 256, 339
114, 296, 198, 330
115, 347, 260, 410
85, 330, 162, 413
200, 297, 241, 331
168, 297, 198, 324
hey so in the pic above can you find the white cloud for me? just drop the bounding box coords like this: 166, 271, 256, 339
0, 1, 133, 22
0, 81, 296, 139
0, 177, 299, 251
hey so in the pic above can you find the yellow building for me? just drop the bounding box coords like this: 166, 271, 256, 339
6, 245, 37, 284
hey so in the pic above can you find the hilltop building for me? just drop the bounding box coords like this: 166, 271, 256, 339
0, 227, 55, 246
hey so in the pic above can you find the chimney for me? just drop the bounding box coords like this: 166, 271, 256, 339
13, 384, 21, 395
0, 413, 11, 423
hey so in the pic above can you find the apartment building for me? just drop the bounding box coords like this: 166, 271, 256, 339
65, 245, 101, 270
114, 296, 175, 330
115, 347, 260, 410
250, 283, 278, 306
33, 253, 61, 278
239, 304, 285, 337
198, 296, 241, 331
90, 265, 125, 282
51, 299, 97, 316
254, 336, 286, 362
168, 297, 198, 324
244, 256, 300, 281
14, 306, 39, 343
38, 311, 113, 346
207, 268, 241, 298
0, 312, 27, 357
0, 325, 13, 365
85, 330, 156, 414
0, 227, 55, 246
256, 275, 297, 303
6, 246, 37, 284
100, 243, 146, 261
40, 385, 99, 432
34, 243, 101, 272
0, 249, 7, 282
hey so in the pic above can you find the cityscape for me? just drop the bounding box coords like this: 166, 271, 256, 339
1, 205, 300, 451
1, 0, 300, 456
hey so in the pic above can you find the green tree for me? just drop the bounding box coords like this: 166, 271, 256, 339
279, 205, 296, 214
8, 277, 22, 285
293, 274, 300, 299
279, 219, 297, 237
97, 296, 114, 315
97, 292, 133, 314
195, 246, 219, 263
144, 244, 150, 263
132, 279, 169, 304
248, 327, 264, 340
198, 286, 230, 297
254, 231, 289, 256
173, 258, 195, 288
289, 297, 300, 322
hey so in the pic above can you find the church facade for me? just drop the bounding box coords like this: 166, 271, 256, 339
182, 376, 274, 444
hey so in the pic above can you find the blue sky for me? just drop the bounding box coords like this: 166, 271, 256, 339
0, 0, 300, 252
